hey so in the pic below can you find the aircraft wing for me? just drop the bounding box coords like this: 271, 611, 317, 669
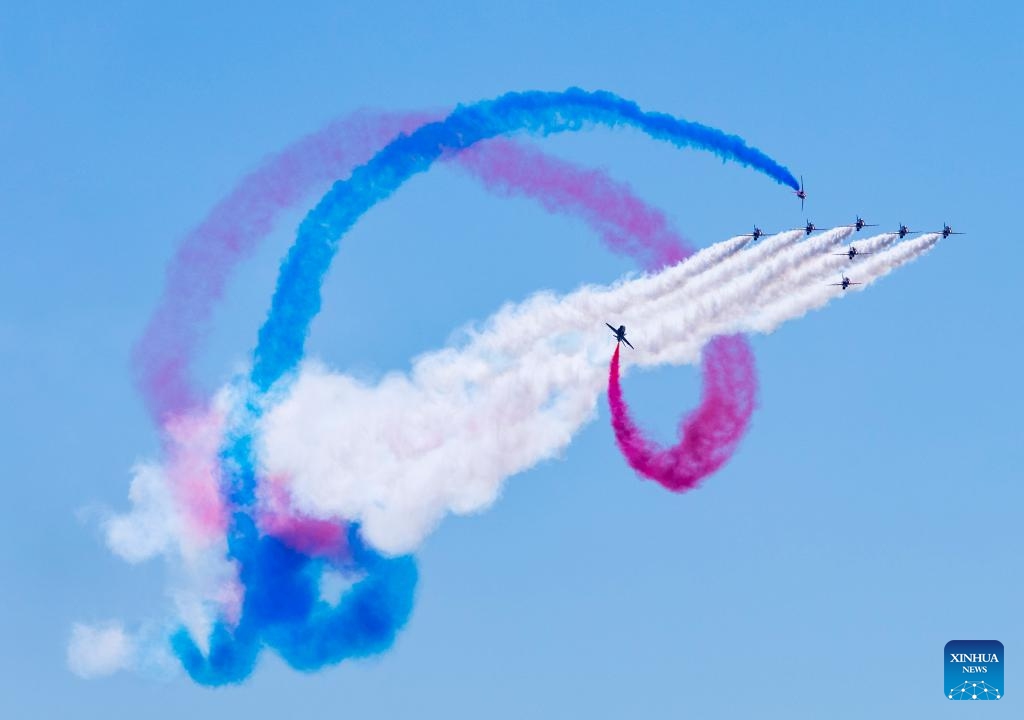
623, 337, 635, 350
605, 323, 617, 333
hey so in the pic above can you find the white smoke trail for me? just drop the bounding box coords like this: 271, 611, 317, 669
750, 231, 900, 311
257, 230, 941, 554
746, 233, 940, 332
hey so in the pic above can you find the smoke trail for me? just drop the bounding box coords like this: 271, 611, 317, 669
607, 336, 757, 492
601, 230, 856, 492
749, 231, 899, 311
252, 88, 798, 391
134, 111, 437, 423
258, 231, 939, 557
747, 233, 941, 332
172, 90, 800, 685
118, 116, 719, 681
131, 116, 764, 557
96, 91, 800, 684
454, 138, 760, 497
456, 138, 689, 269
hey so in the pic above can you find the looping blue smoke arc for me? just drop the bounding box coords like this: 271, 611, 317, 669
173, 88, 798, 685
253, 87, 798, 392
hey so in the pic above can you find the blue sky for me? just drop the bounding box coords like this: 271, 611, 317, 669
2, 1, 1021, 717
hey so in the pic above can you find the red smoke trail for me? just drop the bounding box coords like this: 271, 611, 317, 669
607, 337, 757, 491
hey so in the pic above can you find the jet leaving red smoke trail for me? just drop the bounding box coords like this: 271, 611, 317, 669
457, 138, 760, 488
607, 337, 757, 491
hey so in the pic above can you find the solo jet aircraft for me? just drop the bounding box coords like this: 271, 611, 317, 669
606, 323, 635, 349
794, 176, 807, 210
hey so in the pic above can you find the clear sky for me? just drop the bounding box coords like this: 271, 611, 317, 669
2, 1, 1021, 717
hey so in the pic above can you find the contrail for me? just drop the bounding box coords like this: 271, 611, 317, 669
171, 89, 800, 686
628, 233, 940, 368
602, 229, 918, 490
455, 138, 689, 269
749, 231, 900, 312
133, 111, 437, 423
251, 88, 798, 391
608, 336, 756, 492
97, 91, 797, 685
746, 233, 940, 333
453, 138, 761, 495
258, 231, 940, 557
603, 227, 849, 491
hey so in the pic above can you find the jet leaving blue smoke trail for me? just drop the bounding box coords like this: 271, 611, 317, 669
175, 89, 798, 685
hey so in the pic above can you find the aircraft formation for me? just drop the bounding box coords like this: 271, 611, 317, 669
741, 217, 963, 292
606, 182, 963, 346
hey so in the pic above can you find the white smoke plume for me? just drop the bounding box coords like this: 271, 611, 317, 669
67, 622, 136, 678
256, 231, 941, 554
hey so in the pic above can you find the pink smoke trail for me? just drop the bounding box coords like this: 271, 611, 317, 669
134, 111, 438, 423
456, 139, 688, 270
133, 112, 437, 557
455, 139, 759, 489
257, 474, 348, 560
607, 338, 757, 492
136, 114, 759, 555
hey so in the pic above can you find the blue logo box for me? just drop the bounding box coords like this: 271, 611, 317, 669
945, 640, 1003, 700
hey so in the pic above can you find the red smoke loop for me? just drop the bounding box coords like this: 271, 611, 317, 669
607, 337, 757, 491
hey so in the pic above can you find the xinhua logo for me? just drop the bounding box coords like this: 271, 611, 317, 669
945, 640, 1003, 700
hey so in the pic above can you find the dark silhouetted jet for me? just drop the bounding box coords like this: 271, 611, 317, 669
834, 246, 873, 260
846, 216, 877, 232
794, 176, 807, 211
829, 274, 862, 291
937, 223, 965, 239
803, 220, 829, 236
606, 323, 635, 349
743, 226, 765, 242
896, 223, 920, 239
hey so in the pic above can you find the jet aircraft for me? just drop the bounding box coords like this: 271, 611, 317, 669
896, 223, 920, 239
803, 220, 828, 236
937, 223, 964, 239
606, 323, 635, 349
847, 216, 877, 232
794, 176, 807, 210
830, 274, 862, 291
834, 246, 872, 260
743, 226, 765, 242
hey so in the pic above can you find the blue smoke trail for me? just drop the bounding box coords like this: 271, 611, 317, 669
174, 88, 798, 685
253, 87, 798, 391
